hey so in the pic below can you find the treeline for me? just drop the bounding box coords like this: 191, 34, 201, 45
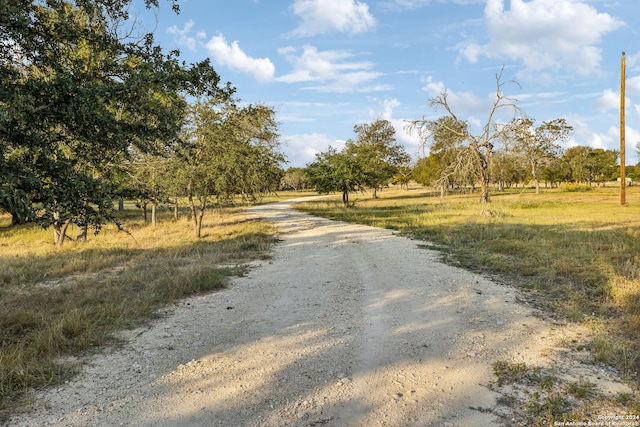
414, 144, 623, 193
281, 118, 626, 202
285, 71, 629, 203
282, 142, 625, 198
0, 0, 285, 245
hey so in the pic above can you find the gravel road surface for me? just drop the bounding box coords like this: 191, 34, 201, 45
6, 197, 630, 426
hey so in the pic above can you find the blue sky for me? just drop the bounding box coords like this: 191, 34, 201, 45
135, 0, 640, 167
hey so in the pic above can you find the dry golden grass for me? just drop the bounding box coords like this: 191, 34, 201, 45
0, 204, 278, 418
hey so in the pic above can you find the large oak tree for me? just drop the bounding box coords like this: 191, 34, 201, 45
346, 119, 410, 198
0, 0, 224, 245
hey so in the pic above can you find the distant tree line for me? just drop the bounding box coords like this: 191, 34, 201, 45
413, 142, 621, 193
0, 0, 285, 245
295, 70, 626, 206
294, 114, 623, 206
288, 135, 623, 207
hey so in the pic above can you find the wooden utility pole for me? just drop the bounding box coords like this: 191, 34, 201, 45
620, 51, 626, 206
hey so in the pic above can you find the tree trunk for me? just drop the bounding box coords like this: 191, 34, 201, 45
188, 193, 198, 236
77, 225, 88, 242
196, 206, 205, 238
53, 219, 72, 248
174, 198, 179, 221
371, 187, 378, 199
480, 164, 489, 203
480, 145, 493, 203
342, 190, 349, 207
118, 199, 124, 211
77, 198, 88, 242
473, 144, 491, 203
151, 201, 157, 227
141, 201, 148, 223
188, 191, 207, 238
531, 161, 540, 194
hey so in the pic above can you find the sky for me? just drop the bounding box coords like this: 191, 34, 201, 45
134, 0, 640, 168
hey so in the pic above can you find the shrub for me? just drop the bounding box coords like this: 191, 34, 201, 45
560, 183, 592, 192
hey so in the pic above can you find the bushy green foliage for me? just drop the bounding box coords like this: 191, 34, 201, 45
560, 183, 593, 192
0, 1, 233, 245
177, 100, 284, 237
306, 119, 409, 206
306, 146, 366, 207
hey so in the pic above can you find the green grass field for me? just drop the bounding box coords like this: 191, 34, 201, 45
0, 200, 286, 419
296, 184, 640, 383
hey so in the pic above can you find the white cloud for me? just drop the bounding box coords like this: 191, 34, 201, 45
277, 45, 357, 83
422, 76, 446, 96
281, 133, 347, 166
167, 20, 197, 51
628, 76, 640, 95
421, 76, 494, 116
276, 45, 390, 93
565, 116, 639, 164
460, 0, 624, 75
628, 51, 640, 72
205, 34, 275, 82
366, 98, 423, 159
592, 88, 636, 114
379, 98, 400, 121
593, 89, 621, 113
589, 126, 617, 150
307, 71, 390, 93
627, 127, 640, 160
586, 125, 639, 158
289, 0, 376, 37
458, 42, 484, 64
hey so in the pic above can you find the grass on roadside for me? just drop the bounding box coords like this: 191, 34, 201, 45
295, 186, 640, 381
491, 359, 640, 426
0, 204, 279, 419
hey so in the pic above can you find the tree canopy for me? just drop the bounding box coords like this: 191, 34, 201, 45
306, 119, 409, 206
0, 0, 247, 245
176, 99, 283, 238
306, 146, 364, 207
346, 119, 410, 198
562, 146, 619, 186
503, 118, 573, 194
409, 68, 523, 203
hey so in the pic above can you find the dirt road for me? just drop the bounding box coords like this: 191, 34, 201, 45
6, 197, 631, 426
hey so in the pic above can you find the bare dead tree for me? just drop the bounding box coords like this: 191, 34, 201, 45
409, 67, 524, 203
